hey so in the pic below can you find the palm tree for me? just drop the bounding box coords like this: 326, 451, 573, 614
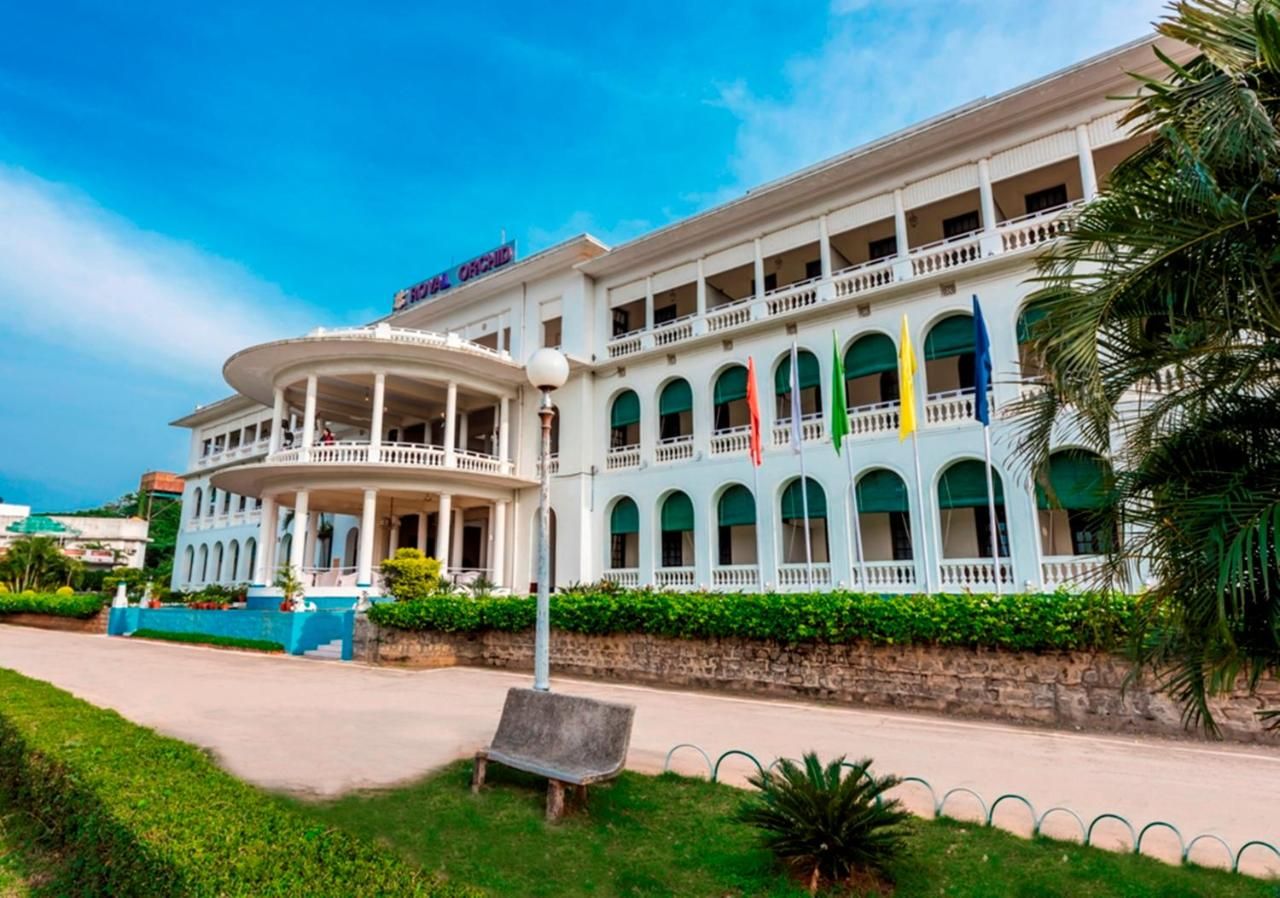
1, 536, 70, 592
1013, 0, 1280, 732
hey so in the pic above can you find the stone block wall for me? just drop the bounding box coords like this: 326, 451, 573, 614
0, 610, 110, 634
353, 617, 1279, 744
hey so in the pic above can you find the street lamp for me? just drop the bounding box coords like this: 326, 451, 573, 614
526, 347, 569, 691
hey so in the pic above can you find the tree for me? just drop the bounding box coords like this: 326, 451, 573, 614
0, 536, 73, 592
1014, 0, 1280, 732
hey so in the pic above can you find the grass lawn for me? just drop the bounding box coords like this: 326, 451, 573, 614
0, 793, 59, 898
296, 761, 1276, 898
129, 628, 285, 652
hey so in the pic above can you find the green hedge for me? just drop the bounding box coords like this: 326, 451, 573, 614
368, 590, 1138, 653
0, 669, 480, 897
131, 629, 285, 653
0, 591, 104, 619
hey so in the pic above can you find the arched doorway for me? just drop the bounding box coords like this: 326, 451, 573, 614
244, 538, 257, 582
607, 497, 639, 573
779, 477, 830, 582
937, 459, 1008, 559
844, 333, 899, 409
609, 390, 640, 449
924, 314, 976, 397
1037, 449, 1112, 557
344, 528, 360, 568
774, 349, 822, 420
658, 491, 694, 581
713, 364, 749, 432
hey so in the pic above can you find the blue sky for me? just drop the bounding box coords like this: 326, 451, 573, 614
0, 0, 1165, 511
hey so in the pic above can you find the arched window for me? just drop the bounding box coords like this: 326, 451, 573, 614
183, 545, 195, 583
244, 538, 257, 581
774, 350, 822, 419
609, 390, 640, 449
659, 491, 694, 568
1037, 449, 1113, 557
713, 365, 749, 432
191, 487, 203, 519
658, 379, 693, 442
212, 542, 224, 582
197, 544, 209, 582
206, 488, 217, 517
855, 469, 913, 562
222, 491, 233, 515
937, 459, 1008, 558
549, 404, 561, 456
716, 485, 757, 566
923, 314, 976, 396
1017, 300, 1051, 379
780, 477, 829, 563
344, 528, 359, 568
608, 498, 639, 571
227, 540, 240, 583
844, 334, 899, 408
278, 534, 292, 573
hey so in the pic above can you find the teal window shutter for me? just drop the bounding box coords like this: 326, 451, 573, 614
775, 351, 821, 395
610, 390, 640, 428
780, 478, 827, 520
713, 366, 748, 405
1036, 450, 1110, 510
938, 460, 1004, 509
717, 484, 756, 527
924, 314, 976, 360
659, 379, 693, 416
843, 334, 897, 379
1017, 302, 1051, 344
661, 491, 695, 532
856, 469, 910, 514
610, 497, 639, 535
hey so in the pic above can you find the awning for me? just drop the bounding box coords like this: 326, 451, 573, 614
5, 515, 77, 535
924, 314, 975, 361
718, 485, 756, 527
610, 390, 640, 428
610, 497, 639, 535
659, 379, 693, 416
781, 478, 827, 520
1017, 302, 1051, 344
661, 491, 694, 532
713, 365, 748, 405
856, 469, 910, 514
775, 351, 821, 395
938, 460, 1004, 509
844, 334, 897, 379
1037, 450, 1110, 510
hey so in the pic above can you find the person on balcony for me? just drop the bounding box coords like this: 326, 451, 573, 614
320, 426, 336, 445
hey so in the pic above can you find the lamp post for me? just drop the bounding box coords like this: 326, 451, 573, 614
525, 347, 569, 691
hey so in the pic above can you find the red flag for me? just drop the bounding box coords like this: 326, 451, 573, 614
746, 356, 763, 467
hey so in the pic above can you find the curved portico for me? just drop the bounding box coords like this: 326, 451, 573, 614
213, 324, 534, 595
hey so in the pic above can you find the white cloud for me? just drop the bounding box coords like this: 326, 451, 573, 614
0, 165, 317, 386
718, 0, 1168, 191
526, 209, 653, 252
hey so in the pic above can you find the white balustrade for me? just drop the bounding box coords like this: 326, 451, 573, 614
852, 561, 917, 591
705, 300, 752, 333
454, 448, 504, 474
710, 426, 752, 456
603, 568, 639, 588
538, 453, 560, 476
606, 444, 641, 471
712, 565, 759, 589
998, 202, 1078, 253
259, 441, 512, 475
924, 389, 985, 427
1041, 555, 1106, 590
655, 566, 696, 589
849, 400, 899, 437
831, 258, 895, 298
376, 442, 448, 467
308, 324, 513, 362
771, 412, 825, 446
938, 559, 1014, 591
778, 563, 832, 589
653, 313, 697, 347
910, 233, 982, 277
655, 435, 694, 464
606, 329, 645, 359
765, 280, 820, 316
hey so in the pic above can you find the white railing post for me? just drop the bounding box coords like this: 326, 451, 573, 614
356, 489, 377, 588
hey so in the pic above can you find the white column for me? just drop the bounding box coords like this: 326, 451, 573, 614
436, 493, 453, 574
1076, 124, 1098, 201
695, 257, 706, 316
369, 372, 386, 462
499, 396, 511, 469
301, 375, 318, 450
269, 388, 285, 453
443, 382, 457, 466
492, 500, 508, 587
356, 489, 377, 588
978, 159, 997, 231
452, 508, 464, 568
388, 515, 400, 555
458, 411, 469, 453
289, 491, 309, 575
818, 215, 832, 279
893, 189, 909, 256
753, 237, 765, 299
644, 276, 654, 331
255, 496, 276, 585
486, 505, 496, 573
416, 511, 428, 553
304, 512, 319, 569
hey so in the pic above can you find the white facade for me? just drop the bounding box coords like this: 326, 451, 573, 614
170, 37, 1174, 599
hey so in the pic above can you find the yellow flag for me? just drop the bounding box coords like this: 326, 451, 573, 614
898, 314, 918, 440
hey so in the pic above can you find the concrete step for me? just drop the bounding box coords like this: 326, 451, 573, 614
302, 638, 345, 661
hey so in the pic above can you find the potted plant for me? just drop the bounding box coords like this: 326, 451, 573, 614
274, 564, 304, 612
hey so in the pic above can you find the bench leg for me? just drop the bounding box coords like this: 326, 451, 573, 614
546, 779, 566, 822
471, 754, 487, 794
575, 784, 588, 809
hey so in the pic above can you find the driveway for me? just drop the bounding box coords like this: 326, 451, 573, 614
1, 627, 1276, 873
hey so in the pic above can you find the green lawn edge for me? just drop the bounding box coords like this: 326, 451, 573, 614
129, 629, 285, 652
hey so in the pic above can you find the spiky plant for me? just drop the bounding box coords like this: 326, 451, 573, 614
738, 753, 908, 895
1011, 0, 1280, 733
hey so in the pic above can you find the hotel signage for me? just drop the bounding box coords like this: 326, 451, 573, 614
393, 241, 517, 311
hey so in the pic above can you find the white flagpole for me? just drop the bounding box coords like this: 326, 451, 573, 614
982, 424, 1002, 596
910, 432, 933, 592
845, 448, 868, 589
791, 342, 814, 589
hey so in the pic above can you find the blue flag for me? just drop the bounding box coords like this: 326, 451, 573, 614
972, 295, 993, 426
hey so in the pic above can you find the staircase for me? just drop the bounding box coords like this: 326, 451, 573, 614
302, 638, 345, 661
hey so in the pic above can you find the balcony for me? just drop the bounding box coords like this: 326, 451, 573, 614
851, 560, 917, 591
1041, 555, 1106, 590
938, 559, 1013, 592
601, 202, 1079, 362
655, 435, 694, 464
606, 444, 641, 471
655, 567, 695, 589
712, 564, 759, 590
710, 425, 752, 457
778, 563, 832, 589
771, 412, 824, 447
196, 438, 271, 471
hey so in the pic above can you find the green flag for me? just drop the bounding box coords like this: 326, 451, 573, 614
830, 330, 851, 454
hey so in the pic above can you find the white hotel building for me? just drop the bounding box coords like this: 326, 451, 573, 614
171, 37, 1168, 606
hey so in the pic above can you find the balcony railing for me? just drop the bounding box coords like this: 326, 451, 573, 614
852, 560, 917, 591
655, 435, 694, 464
924, 388, 991, 427
603, 568, 639, 588
1041, 555, 1106, 590
655, 566, 695, 589
778, 563, 833, 589
537, 453, 560, 476
712, 564, 759, 590
197, 439, 271, 469
938, 558, 1013, 592
606, 444, 641, 471
772, 412, 825, 447
260, 441, 509, 475
849, 400, 900, 438
710, 425, 751, 456
600, 204, 1074, 362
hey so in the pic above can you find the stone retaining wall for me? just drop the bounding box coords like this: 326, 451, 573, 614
355, 617, 1280, 744
0, 610, 109, 634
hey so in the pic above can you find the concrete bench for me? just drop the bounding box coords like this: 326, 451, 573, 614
471, 687, 635, 821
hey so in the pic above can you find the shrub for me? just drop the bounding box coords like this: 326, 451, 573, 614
54, 585, 74, 596
0, 592, 102, 618
0, 670, 479, 897
381, 548, 443, 600
0, 583, 7, 594
367, 589, 1138, 653
739, 752, 908, 895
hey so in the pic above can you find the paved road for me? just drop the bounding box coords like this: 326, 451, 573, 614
1, 627, 1277, 874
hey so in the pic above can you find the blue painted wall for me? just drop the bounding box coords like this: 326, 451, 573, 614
108, 607, 353, 660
